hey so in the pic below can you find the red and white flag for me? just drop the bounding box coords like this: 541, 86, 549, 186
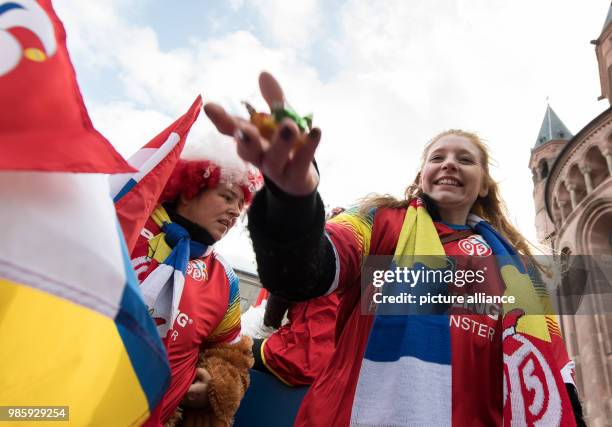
111, 95, 203, 252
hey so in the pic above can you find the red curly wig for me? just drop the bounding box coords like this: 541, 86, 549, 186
160, 159, 260, 206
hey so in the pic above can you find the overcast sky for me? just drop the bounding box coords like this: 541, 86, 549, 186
54, 0, 610, 273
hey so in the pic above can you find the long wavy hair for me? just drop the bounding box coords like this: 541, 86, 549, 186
358, 129, 540, 264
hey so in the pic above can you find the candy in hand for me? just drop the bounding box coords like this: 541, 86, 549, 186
243, 101, 313, 142
243, 101, 277, 140
271, 102, 313, 133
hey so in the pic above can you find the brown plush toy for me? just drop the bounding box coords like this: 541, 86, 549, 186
165, 335, 254, 427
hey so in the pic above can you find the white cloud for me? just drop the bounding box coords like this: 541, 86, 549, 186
89, 102, 173, 157
229, 0, 245, 11
247, 0, 322, 50
56, 0, 321, 114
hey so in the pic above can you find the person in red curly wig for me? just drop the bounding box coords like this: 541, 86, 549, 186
132, 133, 263, 426
159, 135, 263, 241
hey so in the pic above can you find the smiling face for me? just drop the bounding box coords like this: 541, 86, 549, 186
419, 134, 489, 224
176, 183, 245, 242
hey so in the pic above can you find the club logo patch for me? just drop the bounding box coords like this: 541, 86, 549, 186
458, 235, 492, 256
186, 259, 208, 281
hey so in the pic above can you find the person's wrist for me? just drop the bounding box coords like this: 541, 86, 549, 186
301, 163, 320, 194
263, 161, 319, 197
264, 175, 316, 202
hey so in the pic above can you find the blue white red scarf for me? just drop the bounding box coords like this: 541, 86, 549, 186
139, 205, 211, 337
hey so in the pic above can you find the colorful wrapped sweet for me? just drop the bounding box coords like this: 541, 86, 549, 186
243, 101, 312, 142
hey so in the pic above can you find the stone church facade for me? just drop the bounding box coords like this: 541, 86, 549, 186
529, 6, 612, 426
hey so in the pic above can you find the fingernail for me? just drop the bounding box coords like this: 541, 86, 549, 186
234, 129, 250, 144
280, 125, 293, 142
308, 128, 321, 141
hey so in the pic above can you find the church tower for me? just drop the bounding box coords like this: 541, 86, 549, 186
594, 2, 612, 104
529, 105, 572, 244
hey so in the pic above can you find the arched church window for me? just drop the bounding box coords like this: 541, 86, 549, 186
539, 160, 549, 179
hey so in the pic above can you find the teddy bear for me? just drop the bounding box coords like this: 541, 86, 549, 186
165, 335, 254, 427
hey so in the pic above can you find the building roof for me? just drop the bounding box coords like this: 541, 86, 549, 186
534, 105, 573, 148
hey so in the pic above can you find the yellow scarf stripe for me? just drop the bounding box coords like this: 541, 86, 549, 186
151, 205, 171, 228
395, 203, 446, 269
146, 206, 173, 263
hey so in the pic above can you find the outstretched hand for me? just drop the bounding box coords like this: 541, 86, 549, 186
204, 72, 321, 196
